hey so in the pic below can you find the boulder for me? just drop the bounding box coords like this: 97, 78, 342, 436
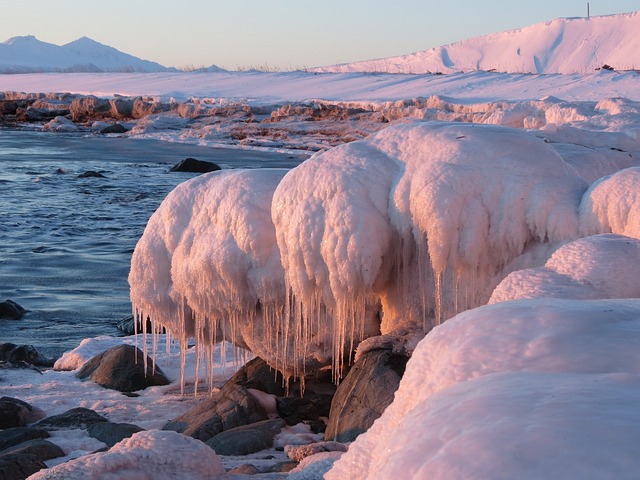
99, 123, 129, 134
324, 347, 408, 443
131, 98, 172, 119
87, 422, 145, 447
0, 300, 26, 320
0, 427, 49, 452
227, 357, 287, 397
164, 382, 267, 442
0, 344, 53, 367
109, 97, 135, 118
205, 418, 285, 455
70, 96, 112, 122
35, 407, 107, 431
168, 158, 221, 173
0, 439, 65, 461
0, 453, 46, 480
0, 397, 45, 428
75, 344, 170, 392
285, 441, 348, 462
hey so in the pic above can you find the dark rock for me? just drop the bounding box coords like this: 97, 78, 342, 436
276, 391, 333, 426
0, 439, 65, 461
109, 97, 135, 119
265, 461, 298, 473
0, 344, 53, 368
0, 397, 45, 429
77, 170, 106, 178
75, 344, 170, 392
325, 347, 408, 443
99, 123, 129, 134
164, 382, 267, 442
206, 428, 274, 456
0, 453, 46, 480
87, 422, 144, 447
0, 427, 49, 452
228, 357, 287, 397
35, 407, 107, 431
0, 300, 26, 320
206, 418, 286, 455
168, 158, 221, 173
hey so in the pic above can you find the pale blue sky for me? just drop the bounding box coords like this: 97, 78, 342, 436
3, 0, 638, 69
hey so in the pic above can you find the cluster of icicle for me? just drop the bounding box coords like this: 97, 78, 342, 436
129, 121, 636, 388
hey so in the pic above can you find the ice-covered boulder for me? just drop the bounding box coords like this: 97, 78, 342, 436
326, 299, 640, 479
129, 122, 588, 378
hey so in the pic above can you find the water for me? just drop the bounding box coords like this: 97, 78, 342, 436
0, 129, 306, 359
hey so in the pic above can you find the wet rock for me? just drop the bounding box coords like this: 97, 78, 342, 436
169, 157, 221, 173
77, 170, 106, 178
76, 344, 170, 392
0, 300, 26, 320
228, 357, 287, 397
325, 347, 408, 443
0, 344, 53, 368
205, 418, 285, 456
99, 123, 129, 134
0, 439, 65, 462
0, 397, 45, 429
87, 422, 145, 447
0, 453, 46, 480
164, 382, 267, 442
0, 427, 49, 452
228, 464, 260, 474
35, 407, 107, 431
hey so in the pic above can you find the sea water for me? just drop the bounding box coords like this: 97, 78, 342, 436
0, 129, 305, 359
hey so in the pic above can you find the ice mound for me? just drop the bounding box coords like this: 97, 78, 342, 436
326, 299, 640, 479
28, 429, 224, 479
129, 122, 588, 378
490, 234, 640, 303
580, 166, 640, 238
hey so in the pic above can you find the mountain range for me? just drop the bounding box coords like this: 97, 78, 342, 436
0, 36, 175, 73
313, 11, 640, 75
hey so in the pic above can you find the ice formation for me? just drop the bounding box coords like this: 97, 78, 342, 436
326, 299, 640, 479
130, 121, 590, 379
490, 234, 640, 303
28, 430, 224, 479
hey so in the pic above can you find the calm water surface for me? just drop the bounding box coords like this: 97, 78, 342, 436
0, 129, 305, 358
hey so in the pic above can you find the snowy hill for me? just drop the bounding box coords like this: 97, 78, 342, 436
0, 35, 172, 73
314, 11, 640, 75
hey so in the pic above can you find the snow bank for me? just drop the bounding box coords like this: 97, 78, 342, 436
326, 299, 640, 479
28, 430, 225, 479
130, 122, 590, 378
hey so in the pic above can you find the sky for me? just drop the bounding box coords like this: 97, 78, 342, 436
2, 0, 639, 70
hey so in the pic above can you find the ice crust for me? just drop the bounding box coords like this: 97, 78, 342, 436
130, 122, 593, 377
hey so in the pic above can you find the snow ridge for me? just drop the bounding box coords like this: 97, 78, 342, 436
314, 12, 640, 74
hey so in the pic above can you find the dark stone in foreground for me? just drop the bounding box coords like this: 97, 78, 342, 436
0, 300, 26, 320
0, 453, 46, 480
0, 439, 65, 462
35, 407, 107, 431
169, 157, 221, 173
76, 344, 170, 392
228, 357, 287, 397
0, 344, 54, 368
0, 397, 45, 429
205, 418, 285, 455
87, 422, 145, 447
0, 428, 49, 452
99, 123, 129, 134
164, 382, 267, 442
325, 347, 408, 443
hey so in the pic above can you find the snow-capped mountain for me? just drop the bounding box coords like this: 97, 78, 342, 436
313, 11, 640, 75
0, 35, 172, 73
